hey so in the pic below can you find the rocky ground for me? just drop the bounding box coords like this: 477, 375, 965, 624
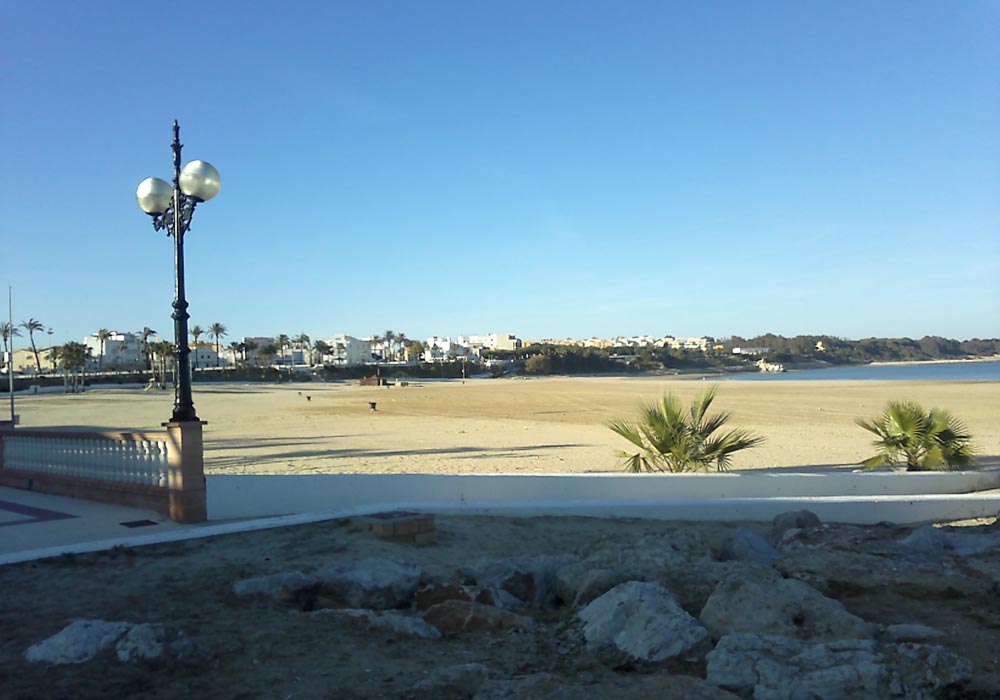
1, 511, 999, 699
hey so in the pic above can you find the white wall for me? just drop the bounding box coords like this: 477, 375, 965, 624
206, 470, 1000, 524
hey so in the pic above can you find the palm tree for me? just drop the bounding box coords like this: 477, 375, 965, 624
141, 327, 157, 370
259, 343, 277, 368
47, 346, 62, 387
58, 342, 90, 393
210, 323, 227, 367
313, 340, 330, 366
190, 325, 204, 370
384, 330, 397, 362
20, 318, 45, 375
395, 332, 408, 362
228, 341, 243, 368
1, 322, 20, 355
276, 334, 290, 372
295, 333, 311, 365
608, 387, 764, 473
1, 322, 20, 373
405, 340, 426, 363
856, 401, 976, 471
244, 339, 259, 366
95, 328, 112, 371
149, 340, 173, 388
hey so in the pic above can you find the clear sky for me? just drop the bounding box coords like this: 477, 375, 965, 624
2, 1, 997, 347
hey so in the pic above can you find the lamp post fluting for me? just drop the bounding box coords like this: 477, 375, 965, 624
136, 120, 220, 423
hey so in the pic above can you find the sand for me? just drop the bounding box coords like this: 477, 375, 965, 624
9, 375, 1000, 475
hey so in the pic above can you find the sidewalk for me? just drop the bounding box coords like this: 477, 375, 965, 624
0, 487, 195, 564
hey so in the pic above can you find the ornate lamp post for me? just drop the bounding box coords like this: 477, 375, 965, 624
135, 121, 220, 423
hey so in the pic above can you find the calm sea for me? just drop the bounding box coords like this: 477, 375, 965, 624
727, 360, 1000, 382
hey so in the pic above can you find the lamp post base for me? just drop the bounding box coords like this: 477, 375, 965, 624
164, 419, 208, 523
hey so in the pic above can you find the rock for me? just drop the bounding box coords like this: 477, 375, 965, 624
903, 525, 1000, 558
319, 609, 442, 639
771, 510, 822, 544
423, 600, 534, 635
462, 554, 579, 608
774, 523, 994, 599
555, 563, 636, 609
24, 620, 131, 665
706, 633, 973, 700
879, 624, 946, 643
314, 558, 421, 610
699, 565, 874, 641
115, 623, 197, 663
585, 533, 734, 613
900, 526, 950, 560
577, 581, 709, 663
232, 570, 319, 605
474, 673, 570, 700
475, 672, 743, 700
719, 527, 779, 566
414, 583, 517, 611
404, 662, 495, 699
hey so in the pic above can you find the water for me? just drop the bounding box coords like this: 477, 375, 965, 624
726, 360, 1000, 382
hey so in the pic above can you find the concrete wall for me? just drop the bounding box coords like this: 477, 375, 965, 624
206, 469, 1000, 525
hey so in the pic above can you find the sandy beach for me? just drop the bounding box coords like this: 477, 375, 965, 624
10, 376, 1000, 475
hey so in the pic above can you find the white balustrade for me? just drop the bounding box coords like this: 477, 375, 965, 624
1, 431, 170, 490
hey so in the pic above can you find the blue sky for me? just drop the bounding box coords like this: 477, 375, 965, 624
2, 1, 997, 347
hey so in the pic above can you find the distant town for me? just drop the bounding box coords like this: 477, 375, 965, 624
3, 321, 998, 381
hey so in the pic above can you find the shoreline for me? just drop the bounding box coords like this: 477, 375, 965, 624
866, 355, 1000, 367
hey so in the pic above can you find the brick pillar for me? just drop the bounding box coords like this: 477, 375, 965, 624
164, 421, 207, 523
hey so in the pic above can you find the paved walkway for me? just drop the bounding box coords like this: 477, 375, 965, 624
0, 487, 195, 564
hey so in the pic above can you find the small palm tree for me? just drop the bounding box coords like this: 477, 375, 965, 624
856, 400, 976, 471
47, 346, 62, 383
210, 323, 227, 367
313, 339, 330, 366
244, 339, 259, 366
140, 327, 157, 371
384, 330, 396, 361
608, 387, 764, 473
20, 319, 45, 374
190, 325, 204, 370
95, 328, 112, 371
228, 341, 243, 368
295, 333, 311, 365
259, 344, 277, 368
1, 322, 21, 355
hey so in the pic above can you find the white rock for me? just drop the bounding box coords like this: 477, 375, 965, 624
315, 558, 422, 609
24, 619, 130, 665
706, 633, 972, 700
700, 565, 874, 641
578, 581, 709, 662
115, 623, 197, 662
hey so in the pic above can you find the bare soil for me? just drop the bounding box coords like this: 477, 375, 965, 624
2, 514, 998, 699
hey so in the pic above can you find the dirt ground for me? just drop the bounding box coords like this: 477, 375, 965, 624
2, 514, 999, 699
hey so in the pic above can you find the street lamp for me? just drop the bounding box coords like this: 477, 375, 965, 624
135, 120, 220, 423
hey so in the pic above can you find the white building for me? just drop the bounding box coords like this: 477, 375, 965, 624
326, 334, 371, 367
483, 333, 521, 351
241, 337, 275, 366
662, 336, 711, 352
189, 343, 220, 369
84, 331, 144, 370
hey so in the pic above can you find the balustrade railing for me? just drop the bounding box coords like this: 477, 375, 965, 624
0, 430, 170, 489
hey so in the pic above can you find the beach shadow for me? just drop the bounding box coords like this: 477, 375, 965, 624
204, 436, 357, 452
205, 443, 587, 469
